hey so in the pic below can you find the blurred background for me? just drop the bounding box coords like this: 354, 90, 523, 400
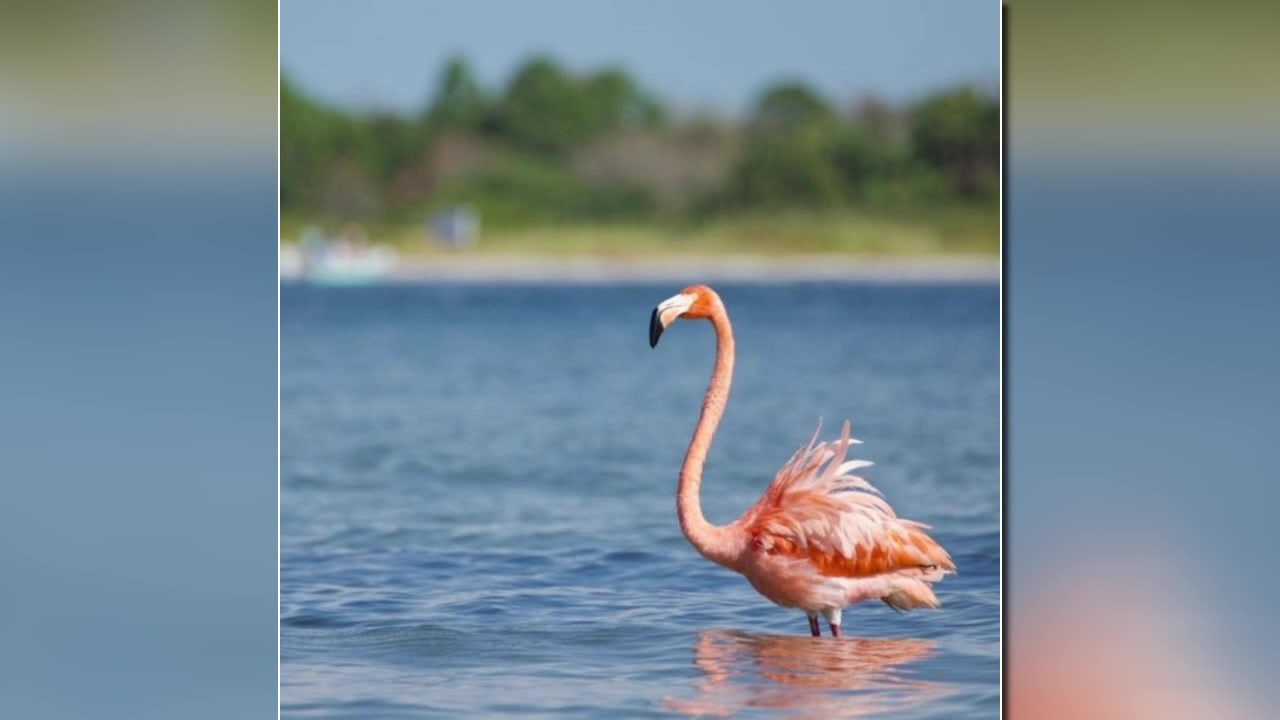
280, 0, 998, 281
1006, 3, 1278, 718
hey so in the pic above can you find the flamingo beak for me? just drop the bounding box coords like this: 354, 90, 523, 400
649, 293, 696, 348
649, 307, 665, 348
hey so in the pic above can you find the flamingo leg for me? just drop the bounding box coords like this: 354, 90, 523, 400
821, 608, 844, 638
808, 616, 821, 637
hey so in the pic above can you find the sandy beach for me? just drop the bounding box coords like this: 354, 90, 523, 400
381, 254, 1000, 283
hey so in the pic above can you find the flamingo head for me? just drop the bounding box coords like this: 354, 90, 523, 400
649, 284, 717, 347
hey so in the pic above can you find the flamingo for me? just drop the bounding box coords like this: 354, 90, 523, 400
648, 284, 955, 638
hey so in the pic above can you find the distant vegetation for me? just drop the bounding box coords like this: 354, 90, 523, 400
281, 55, 998, 254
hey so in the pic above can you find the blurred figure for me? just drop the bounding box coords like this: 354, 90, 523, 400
1008, 544, 1263, 719
429, 205, 479, 250
666, 629, 946, 718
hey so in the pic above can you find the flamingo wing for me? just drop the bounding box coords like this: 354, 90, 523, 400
741, 420, 955, 579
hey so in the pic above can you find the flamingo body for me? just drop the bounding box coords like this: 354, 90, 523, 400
649, 284, 955, 636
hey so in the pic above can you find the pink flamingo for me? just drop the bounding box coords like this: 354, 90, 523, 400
649, 285, 956, 638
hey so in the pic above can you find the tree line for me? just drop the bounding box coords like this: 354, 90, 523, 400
281, 55, 998, 229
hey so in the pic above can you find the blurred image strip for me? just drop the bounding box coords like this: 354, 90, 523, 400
1, 2, 278, 719
1007, 1, 1278, 717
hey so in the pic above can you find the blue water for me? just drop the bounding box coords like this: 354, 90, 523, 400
281, 282, 1000, 718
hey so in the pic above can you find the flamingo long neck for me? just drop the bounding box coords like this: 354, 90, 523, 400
678, 304, 741, 569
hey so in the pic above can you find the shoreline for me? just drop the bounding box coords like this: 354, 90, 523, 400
377, 254, 1000, 283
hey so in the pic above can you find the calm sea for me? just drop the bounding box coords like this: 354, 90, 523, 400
281, 281, 1000, 718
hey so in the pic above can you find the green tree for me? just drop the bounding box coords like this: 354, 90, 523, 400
827, 125, 908, 201
752, 81, 836, 131
729, 128, 846, 209
281, 72, 343, 211
910, 87, 998, 198
583, 68, 664, 129
425, 57, 486, 128
282, 54, 998, 229
495, 56, 592, 155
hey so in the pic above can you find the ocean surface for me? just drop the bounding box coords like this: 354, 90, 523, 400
281, 282, 1000, 719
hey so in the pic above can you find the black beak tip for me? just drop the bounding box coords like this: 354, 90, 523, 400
649, 308, 663, 348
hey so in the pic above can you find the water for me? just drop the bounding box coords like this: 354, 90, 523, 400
281, 282, 1000, 718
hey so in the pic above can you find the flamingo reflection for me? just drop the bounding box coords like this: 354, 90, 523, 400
666, 629, 950, 718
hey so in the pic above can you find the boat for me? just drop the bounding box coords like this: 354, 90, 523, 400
287, 226, 397, 286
